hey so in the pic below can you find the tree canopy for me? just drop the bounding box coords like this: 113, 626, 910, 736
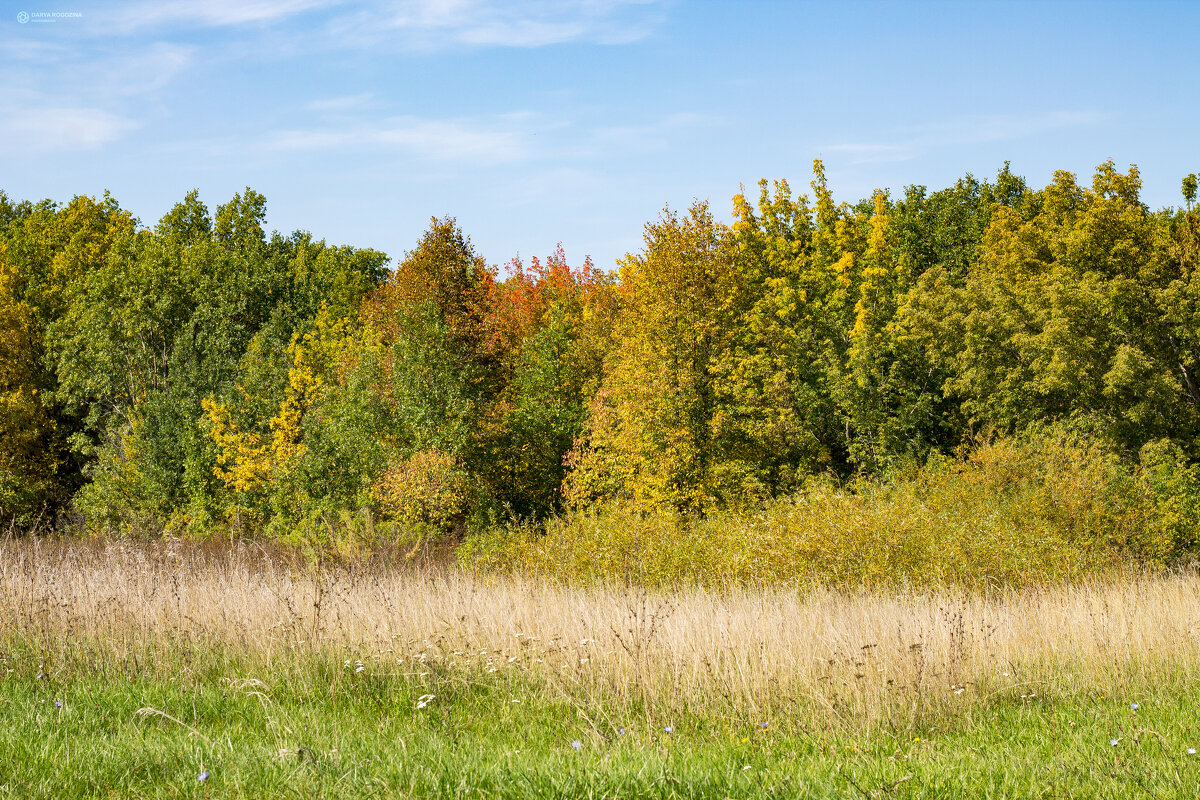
2, 162, 1198, 555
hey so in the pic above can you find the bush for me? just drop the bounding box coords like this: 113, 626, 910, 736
375, 449, 470, 532
460, 429, 1187, 589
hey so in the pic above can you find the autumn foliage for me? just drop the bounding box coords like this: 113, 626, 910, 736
3, 161, 1200, 572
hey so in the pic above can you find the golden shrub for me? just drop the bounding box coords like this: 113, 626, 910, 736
463, 433, 1170, 590
375, 449, 470, 531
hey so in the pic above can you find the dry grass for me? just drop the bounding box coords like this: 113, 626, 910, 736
4, 535, 1200, 730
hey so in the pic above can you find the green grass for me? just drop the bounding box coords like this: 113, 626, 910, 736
5, 641, 1200, 799
6, 535, 1200, 798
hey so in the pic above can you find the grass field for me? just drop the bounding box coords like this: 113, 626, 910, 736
4, 536, 1200, 797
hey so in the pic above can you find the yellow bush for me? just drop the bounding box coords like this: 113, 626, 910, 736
375, 449, 469, 531
462, 432, 1166, 590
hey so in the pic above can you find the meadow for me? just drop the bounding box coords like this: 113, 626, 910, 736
5, 28, 1200, 800
5, 535, 1200, 798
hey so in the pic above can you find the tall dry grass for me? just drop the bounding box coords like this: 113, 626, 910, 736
3, 535, 1199, 731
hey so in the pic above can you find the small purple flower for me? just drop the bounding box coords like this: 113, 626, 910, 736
1110, 739, 1120, 747
36, 672, 44, 680
1130, 703, 1139, 711
760, 722, 768, 729
617, 727, 625, 736
198, 771, 210, 782
54, 701, 62, 708
663, 726, 673, 734
571, 740, 582, 750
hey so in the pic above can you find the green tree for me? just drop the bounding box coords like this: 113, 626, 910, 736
0, 193, 137, 523
358, 218, 496, 529
51, 188, 388, 533
911, 162, 1190, 454
0, 249, 58, 524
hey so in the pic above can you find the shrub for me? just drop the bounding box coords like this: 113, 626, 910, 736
461, 430, 1182, 590
375, 449, 470, 532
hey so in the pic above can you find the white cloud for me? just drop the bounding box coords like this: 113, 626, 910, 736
329, 0, 666, 51
2, 105, 139, 151
0, 39, 192, 153
268, 114, 534, 161
0, 38, 75, 64
266, 108, 714, 166
75, 0, 664, 49
105, 0, 341, 32
582, 112, 717, 155
454, 18, 587, 47
305, 93, 376, 112
97, 42, 196, 95
824, 110, 1110, 165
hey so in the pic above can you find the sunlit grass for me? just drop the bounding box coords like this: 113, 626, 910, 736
4, 537, 1200, 797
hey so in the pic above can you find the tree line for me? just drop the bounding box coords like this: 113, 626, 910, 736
3, 160, 1199, 546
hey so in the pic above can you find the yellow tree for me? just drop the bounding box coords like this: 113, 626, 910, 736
0, 246, 58, 522
717, 173, 842, 493
567, 201, 733, 513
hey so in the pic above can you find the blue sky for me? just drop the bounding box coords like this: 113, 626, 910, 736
3, 0, 1197, 270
